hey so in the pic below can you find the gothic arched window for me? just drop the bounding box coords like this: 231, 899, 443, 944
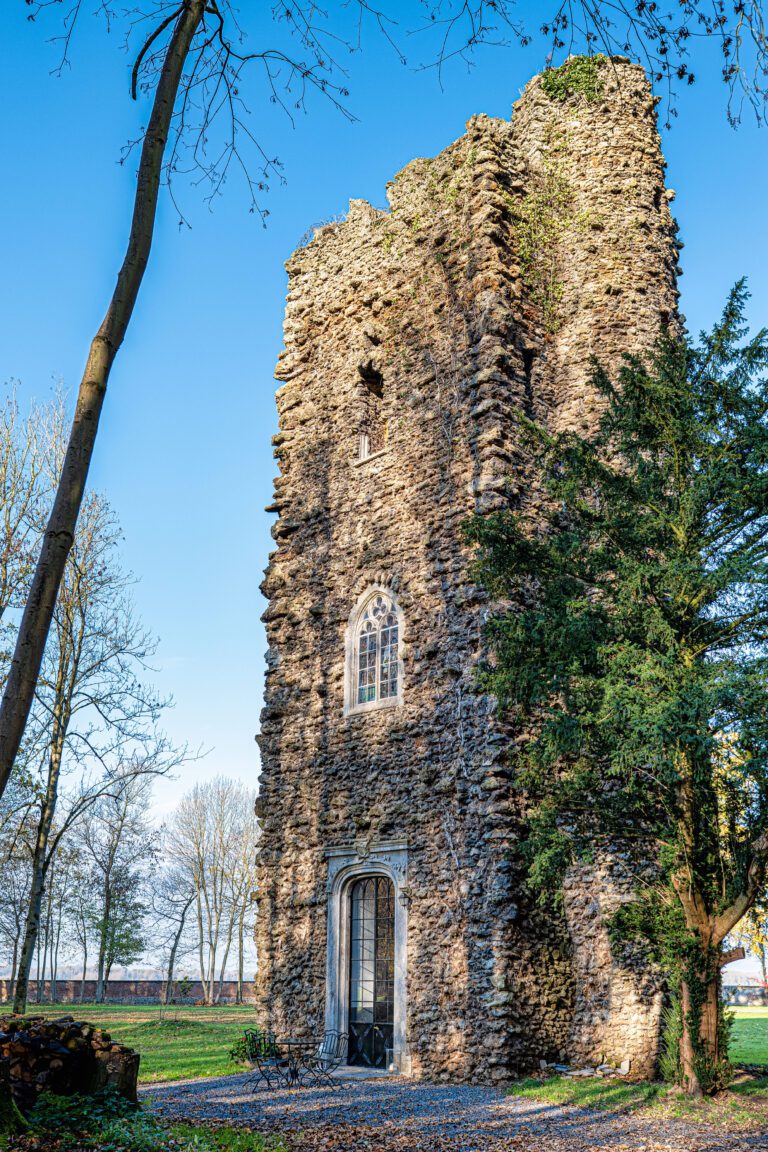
346, 589, 403, 714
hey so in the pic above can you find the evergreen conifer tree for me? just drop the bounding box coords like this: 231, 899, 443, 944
467, 283, 768, 1096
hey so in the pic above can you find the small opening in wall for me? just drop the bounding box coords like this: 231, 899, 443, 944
521, 347, 536, 419
358, 362, 386, 459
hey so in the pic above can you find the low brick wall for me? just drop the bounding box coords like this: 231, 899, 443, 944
0, 979, 256, 1005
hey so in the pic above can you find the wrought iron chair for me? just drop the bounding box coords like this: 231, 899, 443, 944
244, 1029, 290, 1090
299, 1030, 348, 1088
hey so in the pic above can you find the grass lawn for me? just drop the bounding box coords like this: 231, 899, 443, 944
730, 1006, 768, 1064
509, 1008, 768, 1133
2, 1002, 767, 1096
0, 1002, 256, 1084
509, 1072, 768, 1131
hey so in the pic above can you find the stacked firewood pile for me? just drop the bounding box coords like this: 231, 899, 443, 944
0, 1014, 139, 1114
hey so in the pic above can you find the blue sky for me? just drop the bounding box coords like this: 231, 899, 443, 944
2, 0, 767, 876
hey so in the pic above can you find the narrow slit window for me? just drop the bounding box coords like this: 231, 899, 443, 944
358, 363, 385, 459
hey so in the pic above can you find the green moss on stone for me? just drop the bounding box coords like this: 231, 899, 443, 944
541, 55, 607, 103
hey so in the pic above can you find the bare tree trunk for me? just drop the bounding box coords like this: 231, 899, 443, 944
34, 920, 42, 1004
80, 939, 88, 1003
15, 850, 48, 1015
51, 894, 64, 1002
14, 738, 62, 1014
9, 937, 18, 1000
194, 888, 211, 1003
216, 923, 234, 1005
162, 893, 194, 1005
95, 882, 112, 1003
0, 0, 206, 803
237, 905, 245, 1004
163, 884, 195, 1004
37, 895, 50, 1003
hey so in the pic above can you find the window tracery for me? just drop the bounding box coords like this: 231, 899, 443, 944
346, 589, 402, 712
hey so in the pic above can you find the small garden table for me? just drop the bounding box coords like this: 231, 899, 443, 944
274, 1038, 316, 1087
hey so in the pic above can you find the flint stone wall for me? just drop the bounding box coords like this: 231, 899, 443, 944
256, 59, 678, 1083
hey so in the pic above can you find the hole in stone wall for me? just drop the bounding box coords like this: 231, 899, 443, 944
521, 347, 536, 419
358, 361, 386, 458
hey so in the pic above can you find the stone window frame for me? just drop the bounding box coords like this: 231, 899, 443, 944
343, 585, 404, 717
357, 361, 387, 461
323, 840, 411, 1074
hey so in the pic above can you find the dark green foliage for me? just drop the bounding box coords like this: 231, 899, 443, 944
541, 55, 607, 102
466, 283, 768, 1093
28, 1088, 137, 1132
228, 1026, 264, 1065
0, 1072, 27, 1137
24, 1090, 155, 1151
17, 1089, 281, 1151
660, 998, 684, 1085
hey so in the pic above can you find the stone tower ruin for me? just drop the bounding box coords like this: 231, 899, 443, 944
256, 58, 680, 1082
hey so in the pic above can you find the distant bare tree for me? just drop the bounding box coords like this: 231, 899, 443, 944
67, 848, 94, 1002
84, 777, 158, 1001
151, 862, 197, 1004
2, 0, 767, 806
34, 837, 79, 1002
0, 387, 46, 641
0, 833, 32, 999
12, 423, 182, 1012
168, 777, 258, 1003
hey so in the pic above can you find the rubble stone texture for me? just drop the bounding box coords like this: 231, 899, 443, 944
256, 59, 680, 1083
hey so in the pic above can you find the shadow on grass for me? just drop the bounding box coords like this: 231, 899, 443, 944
729, 1075, 768, 1097
509, 1076, 660, 1114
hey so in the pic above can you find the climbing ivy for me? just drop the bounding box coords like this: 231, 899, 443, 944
508, 145, 579, 333
541, 55, 607, 103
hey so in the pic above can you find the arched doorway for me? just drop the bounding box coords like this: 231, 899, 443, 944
347, 875, 395, 1067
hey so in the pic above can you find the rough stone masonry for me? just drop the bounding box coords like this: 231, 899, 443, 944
255, 58, 680, 1084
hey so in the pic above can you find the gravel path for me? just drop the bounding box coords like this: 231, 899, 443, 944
141, 1072, 768, 1151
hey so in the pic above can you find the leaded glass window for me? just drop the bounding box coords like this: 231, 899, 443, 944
348, 876, 395, 1068
355, 592, 400, 707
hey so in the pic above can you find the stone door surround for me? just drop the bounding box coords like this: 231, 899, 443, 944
324, 839, 410, 1074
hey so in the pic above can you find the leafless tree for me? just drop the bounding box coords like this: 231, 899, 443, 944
34, 836, 79, 1002
150, 861, 197, 1003
12, 435, 183, 1012
0, 387, 47, 638
2, 0, 766, 806
168, 776, 258, 1003
0, 829, 32, 999
83, 776, 158, 1001
66, 846, 95, 1002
